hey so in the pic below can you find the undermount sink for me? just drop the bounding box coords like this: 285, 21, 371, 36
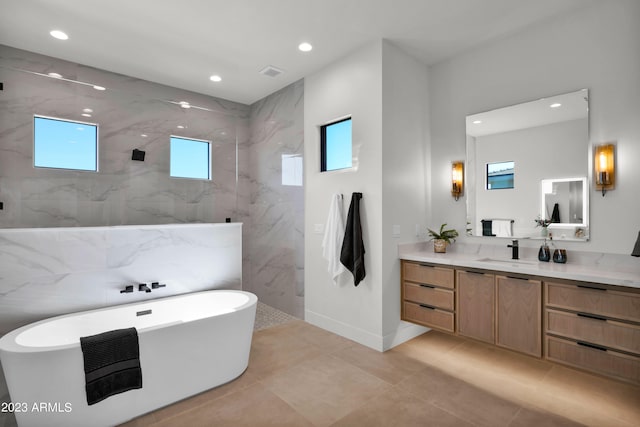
476, 257, 539, 266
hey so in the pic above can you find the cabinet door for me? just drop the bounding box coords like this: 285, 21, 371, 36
496, 275, 542, 357
457, 270, 495, 343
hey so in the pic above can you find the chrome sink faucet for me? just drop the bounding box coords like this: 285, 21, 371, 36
507, 239, 519, 259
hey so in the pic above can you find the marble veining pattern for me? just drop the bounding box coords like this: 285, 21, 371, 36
0, 45, 249, 228
246, 80, 304, 318
0, 223, 242, 336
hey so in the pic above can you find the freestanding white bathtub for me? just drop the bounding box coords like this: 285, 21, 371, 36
0, 290, 257, 427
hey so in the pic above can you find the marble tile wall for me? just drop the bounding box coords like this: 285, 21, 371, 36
246, 80, 304, 318
0, 45, 249, 228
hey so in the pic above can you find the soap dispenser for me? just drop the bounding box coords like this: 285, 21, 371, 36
538, 238, 551, 262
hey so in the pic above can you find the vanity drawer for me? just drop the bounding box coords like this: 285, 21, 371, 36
403, 301, 454, 333
403, 282, 454, 310
546, 336, 640, 385
545, 282, 640, 323
546, 309, 640, 354
402, 262, 454, 289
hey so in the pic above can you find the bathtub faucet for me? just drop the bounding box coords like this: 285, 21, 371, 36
151, 282, 166, 289
138, 283, 151, 293
120, 285, 134, 294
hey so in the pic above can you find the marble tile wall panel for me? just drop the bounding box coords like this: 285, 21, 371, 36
0, 223, 242, 336
0, 45, 249, 228
247, 80, 304, 318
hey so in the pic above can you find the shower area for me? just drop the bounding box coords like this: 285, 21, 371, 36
0, 44, 304, 318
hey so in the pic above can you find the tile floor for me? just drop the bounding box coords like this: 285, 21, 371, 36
121, 315, 640, 427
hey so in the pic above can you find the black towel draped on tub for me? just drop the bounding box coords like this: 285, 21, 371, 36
80, 327, 142, 405
340, 192, 366, 286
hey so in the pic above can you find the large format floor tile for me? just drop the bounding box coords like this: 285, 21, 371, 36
121, 319, 640, 427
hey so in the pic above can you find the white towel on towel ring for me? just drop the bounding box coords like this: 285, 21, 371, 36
322, 194, 347, 284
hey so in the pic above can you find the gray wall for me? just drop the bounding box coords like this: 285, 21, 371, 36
246, 80, 304, 318
0, 45, 248, 228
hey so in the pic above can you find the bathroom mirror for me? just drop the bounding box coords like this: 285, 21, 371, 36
466, 89, 590, 241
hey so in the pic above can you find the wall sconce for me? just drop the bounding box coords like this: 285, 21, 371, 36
451, 161, 464, 201
594, 143, 615, 196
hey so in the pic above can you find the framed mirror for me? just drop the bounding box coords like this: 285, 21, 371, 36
466, 89, 590, 241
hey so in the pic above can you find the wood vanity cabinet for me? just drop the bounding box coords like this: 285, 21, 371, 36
401, 261, 455, 333
457, 270, 495, 344
495, 275, 542, 358
544, 280, 640, 384
400, 259, 640, 384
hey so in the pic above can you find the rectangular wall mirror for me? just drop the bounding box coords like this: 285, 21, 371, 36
466, 89, 590, 241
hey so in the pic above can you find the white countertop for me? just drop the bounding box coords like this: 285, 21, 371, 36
399, 243, 640, 289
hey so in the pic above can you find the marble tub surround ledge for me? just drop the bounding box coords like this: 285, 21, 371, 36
398, 242, 640, 288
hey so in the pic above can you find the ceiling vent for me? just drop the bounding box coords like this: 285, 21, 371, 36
259, 65, 284, 78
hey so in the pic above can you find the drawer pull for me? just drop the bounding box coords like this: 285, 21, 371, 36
419, 284, 436, 289
577, 285, 607, 292
577, 312, 607, 322
419, 304, 436, 310
507, 275, 528, 281
577, 341, 608, 352
418, 263, 434, 269
465, 271, 485, 276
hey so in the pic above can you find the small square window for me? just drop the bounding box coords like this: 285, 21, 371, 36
33, 115, 98, 171
321, 117, 352, 172
170, 136, 211, 180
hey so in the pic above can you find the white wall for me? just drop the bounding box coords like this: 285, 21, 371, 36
429, 0, 640, 254
304, 40, 429, 351
380, 41, 430, 346
304, 41, 385, 350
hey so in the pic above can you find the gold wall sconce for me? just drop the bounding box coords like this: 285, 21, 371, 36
451, 161, 464, 201
594, 143, 615, 196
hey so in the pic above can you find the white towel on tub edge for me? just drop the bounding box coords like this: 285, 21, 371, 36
322, 194, 347, 284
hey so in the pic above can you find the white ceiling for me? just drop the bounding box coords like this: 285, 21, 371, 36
0, 0, 590, 105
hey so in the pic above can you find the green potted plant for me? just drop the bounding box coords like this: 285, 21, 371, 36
427, 223, 459, 253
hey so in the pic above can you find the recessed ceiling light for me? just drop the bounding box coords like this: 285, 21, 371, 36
298, 42, 313, 52
473, 120, 482, 124
550, 103, 562, 108
177, 125, 185, 129
50, 30, 69, 40
209, 75, 222, 82
93, 85, 106, 91
81, 113, 92, 117
82, 108, 93, 113
48, 72, 63, 79
141, 134, 148, 138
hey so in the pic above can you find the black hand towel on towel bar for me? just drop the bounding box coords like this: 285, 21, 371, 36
340, 192, 366, 286
80, 327, 142, 405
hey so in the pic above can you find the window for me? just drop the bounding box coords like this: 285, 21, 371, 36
33, 115, 98, 171
282, 154, 303, 186
170, 136, 211, 180
321, 117, 352, 172
486, 161, 514, 190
